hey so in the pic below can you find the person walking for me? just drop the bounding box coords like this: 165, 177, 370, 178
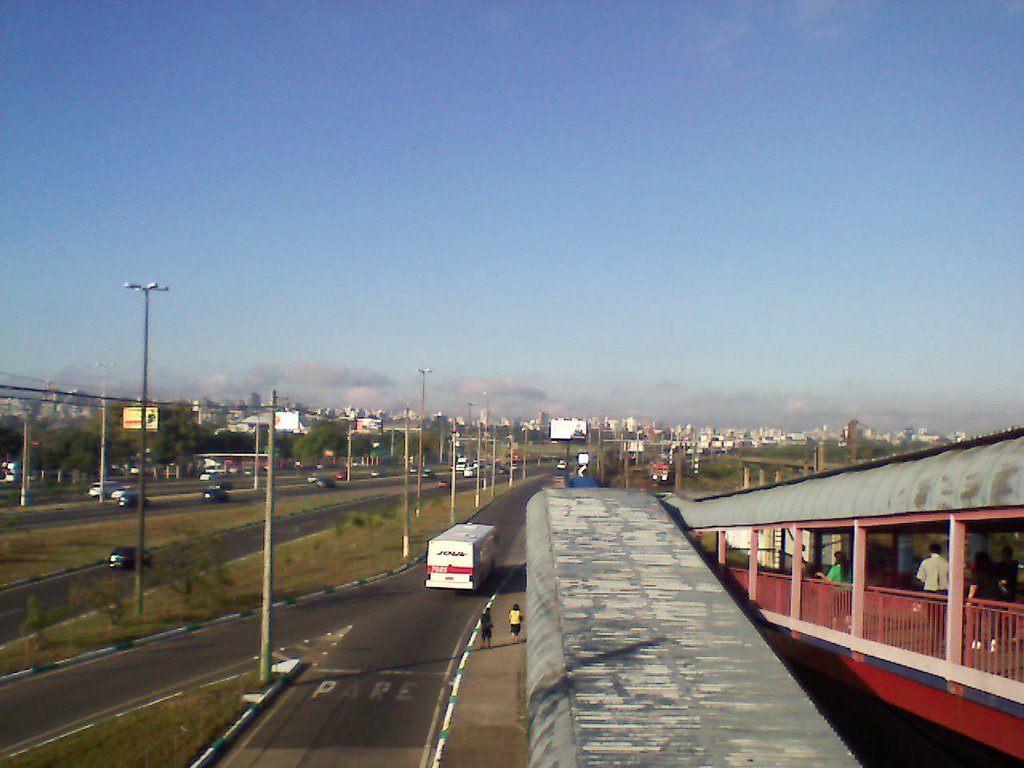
508, 603, 523, 643
479, 608, 493, 649
915, 542, 949, 593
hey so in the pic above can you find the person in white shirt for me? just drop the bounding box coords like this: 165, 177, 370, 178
916, 542, 949, 592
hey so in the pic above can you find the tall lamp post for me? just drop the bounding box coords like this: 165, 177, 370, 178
416, 368, 431, 518
96, 362, 115, 503
124, 281, 168, 616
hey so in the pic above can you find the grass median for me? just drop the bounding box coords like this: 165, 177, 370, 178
3, 670, 262, 768
0, 487, 391, 586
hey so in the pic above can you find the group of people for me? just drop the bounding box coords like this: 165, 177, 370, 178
478, 604, 523, 649
813, 542, 1020, 603
915, 542, 1019, 602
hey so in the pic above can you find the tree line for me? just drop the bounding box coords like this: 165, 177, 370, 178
0, 404, 448, 478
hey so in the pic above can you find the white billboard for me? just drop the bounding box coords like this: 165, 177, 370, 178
274, 411, 300, 432
550, 418, 588, 441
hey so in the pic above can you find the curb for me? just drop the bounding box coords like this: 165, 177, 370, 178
187, 658, 303, 768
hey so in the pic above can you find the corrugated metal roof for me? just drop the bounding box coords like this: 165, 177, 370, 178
665, 435, 1024, 530
526, 488, 859, 767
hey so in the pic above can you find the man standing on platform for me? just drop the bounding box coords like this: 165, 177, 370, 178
916, 542, 949, 593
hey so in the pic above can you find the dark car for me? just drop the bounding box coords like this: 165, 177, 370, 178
313, 476, 337, 488
203, 486, 231, 503
109, 546, 152, 570
117, 490, 150, 508
420, 468, 436, 479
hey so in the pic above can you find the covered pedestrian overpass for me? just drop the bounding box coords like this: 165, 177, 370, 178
662, 428, 1024, 760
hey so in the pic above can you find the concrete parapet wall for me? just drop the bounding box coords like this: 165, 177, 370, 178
525, 489, 580, 768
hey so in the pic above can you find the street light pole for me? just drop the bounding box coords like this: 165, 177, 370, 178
260, 391, 277, 684
450, 426, 457, 524
96, 362, 114, 503
403, 404, 411, 558
416, 368, 430, 518
124, 281, 168, 616
475, 401, 482, 508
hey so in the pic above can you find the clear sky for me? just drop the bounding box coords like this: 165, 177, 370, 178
3, 2, 1023, 434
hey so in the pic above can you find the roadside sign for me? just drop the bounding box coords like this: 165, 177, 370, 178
122, 406, 159, 430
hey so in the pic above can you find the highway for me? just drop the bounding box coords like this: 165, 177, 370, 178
0, 475, 441, 645
0, 476, 543, 762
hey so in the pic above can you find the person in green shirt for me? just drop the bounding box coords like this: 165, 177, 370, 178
817, 550, 850, 583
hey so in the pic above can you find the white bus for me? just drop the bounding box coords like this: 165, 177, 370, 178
425, 523, 497, 591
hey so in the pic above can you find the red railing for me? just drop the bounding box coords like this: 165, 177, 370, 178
728, 567, 749, 590
756, 571, 791, 615
862, 587, 946, 659
801, 579, 852, 633
718, 564, 1024, 686
965, 599, 1024, 683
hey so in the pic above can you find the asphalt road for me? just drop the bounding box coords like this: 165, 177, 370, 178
0, 476, 544, 761
0, 477, 439, 645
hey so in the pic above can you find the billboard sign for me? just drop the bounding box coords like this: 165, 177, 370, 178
550, 418, 587, 441
357, 417, 383, 434
122, 406, 159, 431
274, 411, 301, 432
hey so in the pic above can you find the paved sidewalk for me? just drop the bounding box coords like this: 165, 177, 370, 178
442, 589, 528, 768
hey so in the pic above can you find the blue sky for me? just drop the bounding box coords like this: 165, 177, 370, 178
3, 1, 1023, 433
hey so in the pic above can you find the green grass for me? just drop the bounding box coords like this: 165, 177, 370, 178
1, 670, 262, 768
0, 487, 386, 585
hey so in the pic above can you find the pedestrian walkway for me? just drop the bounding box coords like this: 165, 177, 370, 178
441, 586, 527, 768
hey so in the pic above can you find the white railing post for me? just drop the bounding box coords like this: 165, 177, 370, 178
748, 528, 759, 605
852, 521, 866, 638
790, 525, 803, 621
947, 516, 966, 665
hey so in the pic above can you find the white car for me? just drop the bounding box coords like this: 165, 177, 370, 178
199, 471, 221, 481
88, 481, 125, 499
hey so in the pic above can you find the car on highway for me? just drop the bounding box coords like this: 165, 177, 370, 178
199, 470, 222, 481
203, 486, 231, 503
117, 490, 150, 508
310, 476, 336, 488
108, 546, 152, 570
88, 481, 126, 499
556, 460, 568, 470
335, 469, 348, 480
420, 468, 436, 479
437, 477, 451, 488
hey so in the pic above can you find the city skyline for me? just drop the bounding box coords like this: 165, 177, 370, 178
4, 3, 1023, 434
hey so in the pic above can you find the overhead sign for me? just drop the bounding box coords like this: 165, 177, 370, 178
122, 406, 159, 431
550, 418, 587, 441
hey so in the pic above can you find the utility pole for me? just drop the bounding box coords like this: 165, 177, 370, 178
449, 427, 457, 524
475, 407, 482, 508
96, 362, 114, 503
491, 433, 496, 500
19, 414, 31, 506
346, 428, 353, 482
259, 391, 277, 685
403, 404, 410, 558
416, 368, 430, 518
253, 414, 261, 491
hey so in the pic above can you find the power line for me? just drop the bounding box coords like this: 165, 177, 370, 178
0, 384, 175, 406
